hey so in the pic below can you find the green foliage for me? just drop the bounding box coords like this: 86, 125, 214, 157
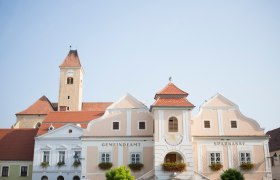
40, 162, 49, 168
220, 168, 244, 180
239, 162, 254, 171
162, 162, 186, 172
73, 160, 81, 168
209, 162, 223, 171
128, 163, 144, 171
99, 162, 113, 170
105, 165, 134, 180
57, 161, 65, 167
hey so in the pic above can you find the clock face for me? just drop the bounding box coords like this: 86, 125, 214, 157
67, 69, 74, 77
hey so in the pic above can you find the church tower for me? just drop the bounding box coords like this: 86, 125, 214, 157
58, 50, 84, 111
151, 82, 195, 179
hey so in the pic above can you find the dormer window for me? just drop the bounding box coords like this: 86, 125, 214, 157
168, 117, 178, 132
67, 77, 74, 84
48, 125, 55, 131
35, 122, 41, 129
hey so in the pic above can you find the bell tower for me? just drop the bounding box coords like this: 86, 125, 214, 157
151, 82, 195, 179
58, 49, 84, 111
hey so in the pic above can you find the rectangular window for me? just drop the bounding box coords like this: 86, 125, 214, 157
1, 166, 9, 177
113, 122, 119, 130
20, 166, 28, 177
131, 153, 140, 164
139, 121, 146, 130
101, 153, 110, 163
74, 151, 81, 159
240, 152, 251, 164
59, 106, 66, 111
59, 151, 65, 163
231, 121, 237, 128
209, 152, 221, 164
43, 151, 50, 163
204, 121, 210, 128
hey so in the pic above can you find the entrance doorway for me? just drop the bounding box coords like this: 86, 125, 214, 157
164, 152, 183, 163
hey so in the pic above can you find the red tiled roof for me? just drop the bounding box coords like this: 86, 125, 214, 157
82, 102, 112, 111
16, 96, 54, 115
37, 111, 104, 135
266, 127, 280, 152
0, 129, 38, 161
152, 98, 194, 107
155, 82, 188, 98
152, 82, 194, 108
60, 50, 81, 67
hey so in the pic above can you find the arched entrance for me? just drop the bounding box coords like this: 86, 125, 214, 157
73, 176, 80, 180
57, 176, 64, 180
164, 152, 184, 163
41, 176, 48, 180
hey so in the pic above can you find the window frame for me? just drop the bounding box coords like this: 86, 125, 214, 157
239, 151, 252, 164
138, 121, 146, 130
209, 152, 222, 165
1, 165, 9, 177
42, 151, 50, 163
230, 120, 237, 128
67, 77, 74, 84
204, 120, 211, 129
100, 152, 111, 163
168, 117, 178, 132
58, 151, 66, 163
130, 152, 141, 164
19, 165, 28, 177
112, 121, 120, 131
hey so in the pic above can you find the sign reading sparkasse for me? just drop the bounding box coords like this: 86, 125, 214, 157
101, 142, 141, 147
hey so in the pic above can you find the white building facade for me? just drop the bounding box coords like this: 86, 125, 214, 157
32, 124, 83, 180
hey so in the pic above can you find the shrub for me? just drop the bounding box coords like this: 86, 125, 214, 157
239, 162, 254, 171
162, 162, 186, 172
57, 161, 65, 167
73, 160, 81, 168
40, 162, 49, 168
106, 165, 134, 180
220, 168, 244, 180
99, 162, 113, 170
209, 162, 223, 171
128, 163, 144, 171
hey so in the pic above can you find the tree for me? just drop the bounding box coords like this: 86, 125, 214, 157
105, 165, 134, 180
220, 168, 244, 180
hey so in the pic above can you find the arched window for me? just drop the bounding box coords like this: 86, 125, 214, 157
168, 117, 178, 132
57, 176, 64, 180
41, 176, 48, 180
73, 176, 80, 180
35, 122, 41, 129
67, 77, 74, 84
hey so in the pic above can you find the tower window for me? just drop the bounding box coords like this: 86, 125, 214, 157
168, 117, 178, 132
67, 77, 74, 84
68, 96, 70, 99
67, 107, 70, 110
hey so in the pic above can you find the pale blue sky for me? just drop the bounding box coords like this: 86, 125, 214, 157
0, 0, 279, 131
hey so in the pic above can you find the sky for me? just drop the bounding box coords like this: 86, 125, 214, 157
0, 0, 279, 131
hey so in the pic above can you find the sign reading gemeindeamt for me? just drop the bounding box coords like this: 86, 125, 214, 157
102, 142, 141, 147
214, 141, 245, 146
